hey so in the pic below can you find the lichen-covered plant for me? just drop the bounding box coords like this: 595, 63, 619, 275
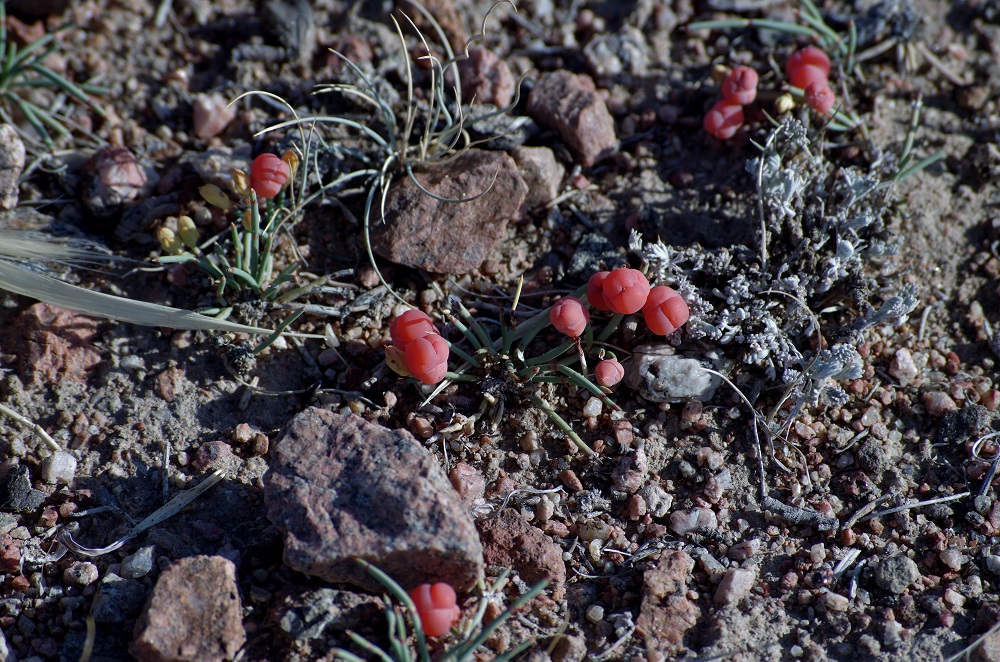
634, 114, 928, 441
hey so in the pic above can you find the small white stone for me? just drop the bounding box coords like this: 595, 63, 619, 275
582, 397, 603, 418
41, 451, 77, 485
586, 605, 605, 623
889, 348, 918, 385
121, 546, 155, 579
821, 589, 850, 612
944, 588, 966, 608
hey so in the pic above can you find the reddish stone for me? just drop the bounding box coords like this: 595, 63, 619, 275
81, 146, 148, 217
10, 303, 101, 386
131, 556, 245, 662
456, 47, 516, 107
448, 462, 485, 503
371, 149, 527, 274
192, 441, 235, 472
477, 510, 566, 600
154, 367, 184, 403
526, 70, 618, 167
264, 409, 483, 592
636, 551, 700, 657
559, 469, 584, 492
0, 535, 22, 574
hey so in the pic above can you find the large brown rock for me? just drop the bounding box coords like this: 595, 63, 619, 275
636, 550, 701, 658
476, 509, 566, 600
130, 556, 245, 662
264, 409, 484, 592
526, 70, 618, 167
370, 149, 527, 274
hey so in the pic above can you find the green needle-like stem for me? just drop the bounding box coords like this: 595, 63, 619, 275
529, 394, 594, 456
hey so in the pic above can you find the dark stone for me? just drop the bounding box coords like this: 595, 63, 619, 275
856, 437, 888, 475
934, 405, 989, 445
271, 587, 383, 644
264, 409, 483, 592
0, 463, 46, 514
92, 573, 147, 624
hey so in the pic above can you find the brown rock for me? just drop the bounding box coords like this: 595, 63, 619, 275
559, 469, 584, 492
130, 555, 245, 662
456, 47, 516, 107
0, 534, 22, 574
371, 149, 527, 274
448, 462, 485, 502
526, 70, 617, 167
264, 409, 483, 592
477, 509, 566, 600
510, 146, 564, 207
192, 93, 235, 140
10, 303, 101, 386
154, 367, 184, 403
81, 146, 148, 218
713, 567, 757, 607
636, 550, 700, 658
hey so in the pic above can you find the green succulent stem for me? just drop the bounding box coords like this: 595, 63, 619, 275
529, 394, 595, 456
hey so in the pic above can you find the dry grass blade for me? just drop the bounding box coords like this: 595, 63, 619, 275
0, 260, 275, 335
57, 470, 225, 557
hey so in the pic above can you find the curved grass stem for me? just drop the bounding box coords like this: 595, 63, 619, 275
529, 394, 594, 456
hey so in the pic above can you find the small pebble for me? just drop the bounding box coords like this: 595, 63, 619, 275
729, 539, 759, 561
821, 590, 850, 612
586, 605, 604, 623
448, 462, 485, 502
669, 508, 717, 536
535, 498, 555, 523
875, 555, 920, 594
560, 469, 584, 492
192, 92, 235, 140
63, 562, 99, 587
713, 567, 756, 607
41, 451, 77, 485
943, 588, 965, 608
940, 548, 966, 571
889, 348, 918, 385
121, 546, 155, 579
120, 355, 145, 371
626, 494, 647, 520
638, 484, 672, 518
922, 392, 958, 417
581, 397, 603, 418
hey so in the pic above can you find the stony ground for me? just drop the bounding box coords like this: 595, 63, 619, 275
0, 0, 999, 661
